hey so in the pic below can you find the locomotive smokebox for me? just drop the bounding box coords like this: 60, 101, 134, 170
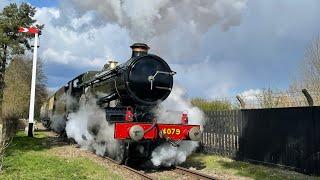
130, 43, 150, 57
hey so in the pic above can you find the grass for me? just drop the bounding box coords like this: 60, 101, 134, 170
184, 153, 319, 180
0, 131, 122, 180
3, 131, 316, 180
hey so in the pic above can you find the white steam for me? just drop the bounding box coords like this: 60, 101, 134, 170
151, 141, 199, 167
156, 85, 204, 126
69, 0, 247, 39
50, 94, 79, 133
66, 98, 120, 157
50, 114, 66, 133
62, 0, 247, 61
151, 85, 205, 167
50, 94, 70, 133
54, 84, 203, 167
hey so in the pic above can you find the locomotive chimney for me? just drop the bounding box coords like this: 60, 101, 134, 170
130, 43, 149, 58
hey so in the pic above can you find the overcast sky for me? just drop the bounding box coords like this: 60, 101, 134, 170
2, 0, 320, 99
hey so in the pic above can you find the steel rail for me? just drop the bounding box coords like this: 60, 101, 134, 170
104, 156, 155, 180
174, 166, 215, 180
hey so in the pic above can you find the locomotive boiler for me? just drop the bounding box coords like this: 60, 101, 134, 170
40, 43, 201, 165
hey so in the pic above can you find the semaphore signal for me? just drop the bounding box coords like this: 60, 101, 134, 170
19, 26, 40, 137
18, 27, 39, 34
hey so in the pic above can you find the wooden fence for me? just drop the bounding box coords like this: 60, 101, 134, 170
201, 110, 241, 157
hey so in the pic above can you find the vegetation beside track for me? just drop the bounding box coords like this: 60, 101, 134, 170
184, 153, 319, 180
2, 131, 317, 180
0, 131, 122, 180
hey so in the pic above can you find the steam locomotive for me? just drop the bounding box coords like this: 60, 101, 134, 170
40, 43, 201, 165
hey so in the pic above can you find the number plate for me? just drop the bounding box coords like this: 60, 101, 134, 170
162, 128, 181, 135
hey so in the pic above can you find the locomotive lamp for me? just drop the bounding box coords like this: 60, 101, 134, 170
181, 111, 188, 124
125, 107, 133, 121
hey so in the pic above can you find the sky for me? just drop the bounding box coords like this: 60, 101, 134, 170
2, 0, 320, 99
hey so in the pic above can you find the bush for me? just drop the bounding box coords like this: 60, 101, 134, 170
191, 98, 232, 112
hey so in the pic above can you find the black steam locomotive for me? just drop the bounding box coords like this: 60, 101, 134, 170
40, 43, 201, 165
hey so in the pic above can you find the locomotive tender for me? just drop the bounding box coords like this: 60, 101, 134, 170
40, 43, 201, 164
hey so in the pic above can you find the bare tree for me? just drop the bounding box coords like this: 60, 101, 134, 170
302, 36, 320, 91
290, 36, 320, 106
256, 88, 281, 108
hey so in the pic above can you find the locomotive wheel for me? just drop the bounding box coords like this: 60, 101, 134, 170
114, 141, 127, 164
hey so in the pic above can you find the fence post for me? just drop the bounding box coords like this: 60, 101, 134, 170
302, 89, 314, 106
236, 95, 246, 109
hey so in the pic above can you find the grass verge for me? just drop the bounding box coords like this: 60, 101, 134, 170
0, 131, 122, 180
184, 153, 319, 180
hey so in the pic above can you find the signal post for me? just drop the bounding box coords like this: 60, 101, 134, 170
18, 27, 40, 137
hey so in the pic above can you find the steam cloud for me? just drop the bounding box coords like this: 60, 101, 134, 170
151, 85, 205, 167
66, 97, 120, 158
62, 85, 204, 167
69, 0, 246, 38
50, 94, 76, 133
51, 114, 66, 133
62, 0, 247, 60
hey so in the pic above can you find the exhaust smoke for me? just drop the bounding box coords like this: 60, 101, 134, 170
61, 0, 247, 60
151, 84, 205, 167
66, 97, 120, 157
57, 85, 204, 167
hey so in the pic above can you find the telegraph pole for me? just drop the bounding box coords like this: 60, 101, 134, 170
18, 27, 40, 137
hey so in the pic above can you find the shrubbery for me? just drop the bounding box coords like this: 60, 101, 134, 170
191, 98, 232, 112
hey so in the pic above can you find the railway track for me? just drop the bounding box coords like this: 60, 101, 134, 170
173, 166, 216, 180
89, 149, 213, 179
104, 156, 215, 179
104, 156, 155, 180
